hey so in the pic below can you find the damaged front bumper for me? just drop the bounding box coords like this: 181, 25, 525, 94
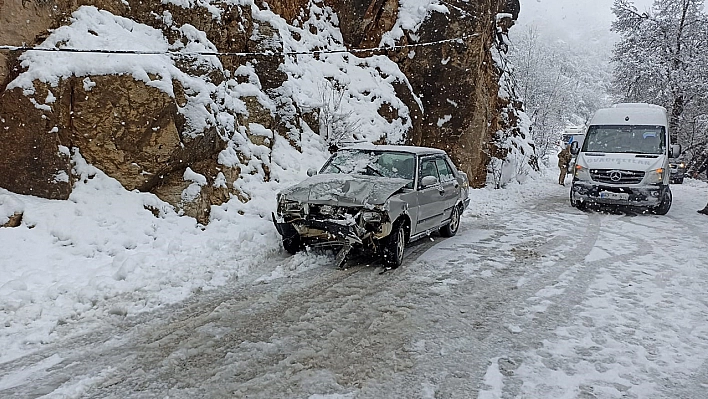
272, 211, 392, 248
571, 181, 665, 207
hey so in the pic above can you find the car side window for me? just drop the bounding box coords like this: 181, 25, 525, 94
435, 158, 453, 182
419, 158, 439, 188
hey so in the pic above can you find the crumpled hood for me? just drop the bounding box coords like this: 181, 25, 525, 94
578, 153, 666, 172
279, 174, 410, 207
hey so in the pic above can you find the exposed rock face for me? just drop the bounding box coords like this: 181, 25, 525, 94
0, 85, 72, 199
329, 0, 523, 187
0, 0, 525, 223
0, 0, 284, 222
0, 0, 55, 87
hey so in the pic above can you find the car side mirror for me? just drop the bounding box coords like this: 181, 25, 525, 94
669, 144, 681, 159
307, 168, 318, 177
459, 171, 468, 185
420, 175, 438, 188
570, 141, 579, 155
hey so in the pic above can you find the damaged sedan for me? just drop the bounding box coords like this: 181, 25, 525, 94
272, 144, 470, 268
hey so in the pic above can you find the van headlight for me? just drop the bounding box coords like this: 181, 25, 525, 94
574, 164, 591, 181
646, 168, 665, 184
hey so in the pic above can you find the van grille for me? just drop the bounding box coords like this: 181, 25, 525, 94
590, 169, 645, 184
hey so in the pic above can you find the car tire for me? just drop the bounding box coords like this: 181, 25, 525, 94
382, 221, 406, 268
652, 188, 672, 215
282, 234, 302, 255
440, 205, 461, 237
676, 178, 684, 184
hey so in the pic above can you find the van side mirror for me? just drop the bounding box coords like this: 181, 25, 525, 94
570, 141, 579, 155
669, 144, 681, 158
307, 168, 318, 177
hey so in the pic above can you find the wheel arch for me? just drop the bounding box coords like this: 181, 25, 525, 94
393, 214, 412, 242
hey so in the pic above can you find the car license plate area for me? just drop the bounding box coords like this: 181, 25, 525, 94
599, 191, 629, 200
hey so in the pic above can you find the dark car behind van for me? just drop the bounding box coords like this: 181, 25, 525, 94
669, 158, 686, 184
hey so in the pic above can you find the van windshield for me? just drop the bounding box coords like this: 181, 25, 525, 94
581, 125, 666, 155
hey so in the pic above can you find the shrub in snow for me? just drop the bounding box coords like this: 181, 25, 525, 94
0, 194, 25, 228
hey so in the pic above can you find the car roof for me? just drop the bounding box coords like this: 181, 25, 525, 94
343, 143, 448, 156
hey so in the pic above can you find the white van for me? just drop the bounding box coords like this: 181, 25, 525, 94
561, 125, 586, 147
569, 103, 681, 214
561, 125, 586, 173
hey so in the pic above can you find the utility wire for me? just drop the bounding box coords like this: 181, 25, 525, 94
0, 33, 478, 57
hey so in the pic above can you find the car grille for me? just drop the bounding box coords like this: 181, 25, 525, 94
308, 204, 358, 220
590, 169, 645, 184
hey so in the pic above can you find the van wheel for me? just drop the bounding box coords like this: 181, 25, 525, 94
653, 188, 672, 215
382, 222, 406, 268
440, 205, 461, 237
569, 188, 587, 211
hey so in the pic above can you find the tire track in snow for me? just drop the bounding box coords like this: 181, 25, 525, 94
374, 195, 606, 397
399, 195, 672, 397
0, 253, 374, 397
66, 227, 456, 398
498, 206, 708, 397
40, 237, 446, 398
5, 186, 707, 398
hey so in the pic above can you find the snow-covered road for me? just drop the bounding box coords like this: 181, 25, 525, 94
2, 179, 708, 398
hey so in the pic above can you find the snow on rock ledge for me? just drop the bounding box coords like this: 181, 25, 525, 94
0, 1, 414, 224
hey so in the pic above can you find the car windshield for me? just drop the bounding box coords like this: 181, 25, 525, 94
321, 149, 416, 188
582, 125, 666, 154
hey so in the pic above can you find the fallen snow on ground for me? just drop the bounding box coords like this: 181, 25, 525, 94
2, 168, 708, 397
0, 139, 324, 363
0, 156, 548, 363
478, 177, 708, 398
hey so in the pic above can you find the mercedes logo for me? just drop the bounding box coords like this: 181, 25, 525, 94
609, 170, 622, 182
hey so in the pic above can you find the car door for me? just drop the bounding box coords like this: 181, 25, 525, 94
415, 156, 445, 233
435, 157, 461, 220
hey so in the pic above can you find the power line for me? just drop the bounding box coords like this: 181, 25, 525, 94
0, 33, 478, 57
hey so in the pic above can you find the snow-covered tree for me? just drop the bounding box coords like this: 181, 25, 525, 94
611, 0, 708, 168
508, 25, 612, 162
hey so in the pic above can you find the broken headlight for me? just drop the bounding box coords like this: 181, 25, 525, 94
361, 211, 383, 223
318, 204, 336, 216
278, 196, 305, 214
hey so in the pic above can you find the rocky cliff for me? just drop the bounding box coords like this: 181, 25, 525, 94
0, 0, 526, 224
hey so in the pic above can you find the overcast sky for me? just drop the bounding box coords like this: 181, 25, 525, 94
517, 0, 657, 40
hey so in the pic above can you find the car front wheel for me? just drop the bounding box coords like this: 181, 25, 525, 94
282, 234, 302, 255
440, 205, 461, 237
382, 222, 406, 268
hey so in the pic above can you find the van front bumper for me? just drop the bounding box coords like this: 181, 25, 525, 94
571, 181, 665, 206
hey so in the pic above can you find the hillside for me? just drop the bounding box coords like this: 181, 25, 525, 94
0, 0, 529, 223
